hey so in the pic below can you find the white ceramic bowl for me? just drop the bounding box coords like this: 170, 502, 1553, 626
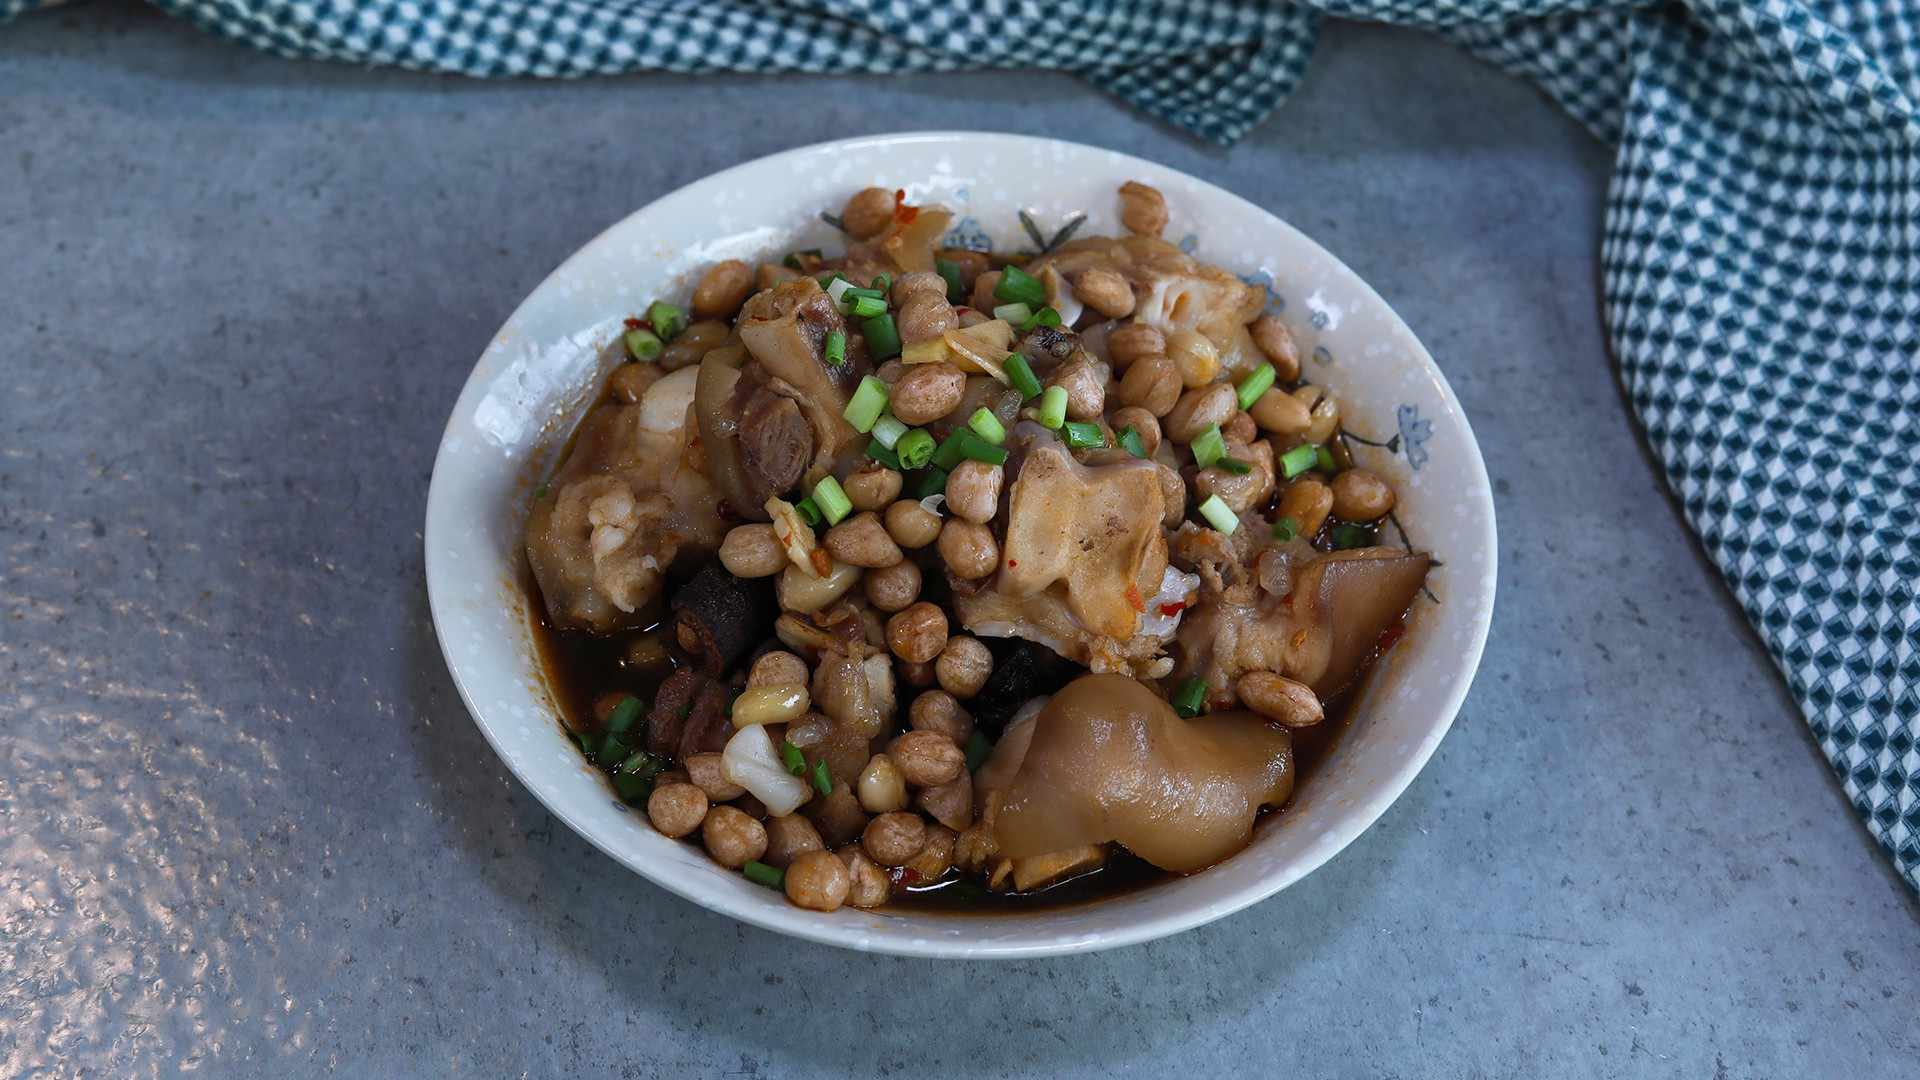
425, 132, 1496, 958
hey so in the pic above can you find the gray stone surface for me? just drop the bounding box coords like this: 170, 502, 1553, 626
4, 4, 1916, 1077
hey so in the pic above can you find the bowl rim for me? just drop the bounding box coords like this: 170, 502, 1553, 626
424, 130, 1497, 958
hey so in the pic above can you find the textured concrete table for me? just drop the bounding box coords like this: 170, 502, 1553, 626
5, 4, 1917, 1077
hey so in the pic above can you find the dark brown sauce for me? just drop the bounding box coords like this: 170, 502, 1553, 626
523, 367, 1403, 914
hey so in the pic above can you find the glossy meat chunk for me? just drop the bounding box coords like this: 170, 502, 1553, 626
525, 367, 725, 632
986, 675, 1293, 873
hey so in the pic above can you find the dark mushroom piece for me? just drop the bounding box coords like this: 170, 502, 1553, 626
671, 562, 777, 677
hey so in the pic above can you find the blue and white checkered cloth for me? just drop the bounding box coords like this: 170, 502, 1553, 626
9, 0, 1914, 893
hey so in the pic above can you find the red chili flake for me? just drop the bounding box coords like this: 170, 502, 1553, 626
809, 549, 833, 577
1158, 601, 1186, 617
1006, 558, 1018, 568
1376, 623, 1406, 652
892, 188, 919, 225
1125, 584, 1145, 612
623, 316, 645, 330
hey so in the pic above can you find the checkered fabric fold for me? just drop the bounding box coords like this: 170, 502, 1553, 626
8, 0, 1914, 891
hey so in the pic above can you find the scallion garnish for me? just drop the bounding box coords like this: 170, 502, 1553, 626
1117, 425, 1147, 458
871, 414, 908, 450
913, 467, 949, 500
843, 375, 889, 433
1218, 457, 1253, 475
870, 273, 891, 294
968, 407, 1007, 445
646, 302, 685, 342
1236, 363, 1277, 411
605, 695, 643, 735
826, 276, 857, 314
1271, 516, 1300, 542
813, 476, 853, 525
992, 301, 1034, 326
935, 258, 966, 303
824, 329, 847, 367
794, 497, 822, 527
782, 249, 822, 271
743, 860, 785, 890
1172, 677, 1208, 718
850, 294, 888, 319
1316, 445, 1338, 473
624, 327, 663, 361
862, 313, 902, 360
1330, 523, 1376, 549
1037, 385, 1068, 430
994, 264, 1046, 307
964, 731, 992, 772
1004, 353, 1043, 400
1020, 306, 1062, 332
1063, 421, 1107, 450
866, 438, 902, 470
896, 428, 936, 471
1197, 493, 1238, 535
780, 739, 807, 776
1279, 443, 1320, 478
810, 759, 833, 797
596, 732, 632, 767
934, 430, 1008, 470
1191, 425, 1228, 468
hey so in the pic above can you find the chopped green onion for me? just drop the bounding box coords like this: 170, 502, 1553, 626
1063, 421, 1107, 450
1004, 353, 1043, 400
843, 287, 883, 301
870, 273, 891, 293
930, 431, 968, 472
1271, 516, 1300, 542
1236, 363, 1277, 411
810, 759, 833, 797
1219, 457, 1253, 475
743, 861, 785, 890
816, 271, 843, 287
850, 295, 888, 319
596, 732, 632, 768
605, 695, 643, 735
968, 407, 1007, 445
862, 313, 902, 360
533, 482, 550, 499
623, 327, 663, 361
843, 375, 889, 433
866, 438, 902, 470
1020, 306, 1062, 332
1330, 523, 1376, 549
935, 258, 966, 303
646, 302, 685, 342
813, 476, 853, 525
1037, 385, 1068, 429
1117, 425, 1147, 458
1197, 493, 1238, 535
913, 467, 949, 500
896, 428, 937, 470
1279, 443, 1320, 478
994, 264, 1046, 307
992, 301, 1034, 325
611, 769, 653, 802
826, 276, 857, 313
1172, 677, 1208, 719
935, 430, 1009, 471
871, 414, 909, 450
577, 730, 602, 758
794, 497, 822, 527
1316, 445, 1338, 473
824, 329, 847, 367
782, 249, 822, 270
964, 731, 992, 772
780, 739, 807, 776
1191, 425, 1228, 468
